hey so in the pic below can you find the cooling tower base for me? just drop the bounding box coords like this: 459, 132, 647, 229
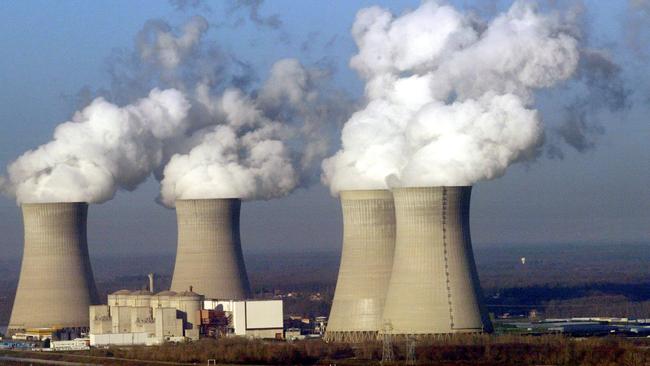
380, 329, 487, 339
324, 331, 378, 343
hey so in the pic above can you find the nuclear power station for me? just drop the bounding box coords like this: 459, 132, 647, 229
9, 202, 99, 333
381, 186, 492, 335
170, 199, 251, 299
5, 189, 490, 342
325, 190, 396, 342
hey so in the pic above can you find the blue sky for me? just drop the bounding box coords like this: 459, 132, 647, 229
0, 0, 648, 258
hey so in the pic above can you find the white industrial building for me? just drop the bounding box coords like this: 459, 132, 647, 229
89, 289, 203, 346
203, 299, 283, 339
89, 288, 284, 346
51, 338, 90, 351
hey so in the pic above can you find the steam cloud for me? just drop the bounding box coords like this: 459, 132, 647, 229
322, 1, 597, 193
159, 58, 339, 206
3, 89, 190, 204
1, 12, 345, 206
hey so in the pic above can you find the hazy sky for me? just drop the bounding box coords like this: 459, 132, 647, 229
0, 0, 648, 259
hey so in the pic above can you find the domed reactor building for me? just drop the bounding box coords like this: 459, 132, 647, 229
9, 202, 100, 334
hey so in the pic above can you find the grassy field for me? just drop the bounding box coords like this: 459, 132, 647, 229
2, 334, 650, 366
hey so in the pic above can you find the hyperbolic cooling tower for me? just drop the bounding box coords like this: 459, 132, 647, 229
170, 199, 251, 299
325, 190, 396, 343
9, 202, 99, 331
381, 186, 492, 336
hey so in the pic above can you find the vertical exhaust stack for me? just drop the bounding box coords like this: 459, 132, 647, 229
325, 190, 396, 343
381, 186, 492, 336
148, 273, 155, 293
9, 202, 99, 332
171, 199, 251, 299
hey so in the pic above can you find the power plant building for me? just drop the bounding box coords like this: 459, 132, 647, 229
89, 289, 204, 346
203, 299, 284, 339
171, 199, 251, 300
381, 186, 492, 336
9, 202, 99, 334
325, 190, 396, 342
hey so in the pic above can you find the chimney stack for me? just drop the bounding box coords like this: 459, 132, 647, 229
148, 273, 155, 293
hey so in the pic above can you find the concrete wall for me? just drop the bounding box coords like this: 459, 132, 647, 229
90, 305, 111, 335
90, 333, 150, 346
246, 300, 284, 330
9, 202, 99, 331
326, 190, 396, 342
246, 328, 283, 339
381, 186, 492, 335
171, 199, 251, 300
155, 308, 184, 340
175, 294, 202, 340
112, 306, 132, 333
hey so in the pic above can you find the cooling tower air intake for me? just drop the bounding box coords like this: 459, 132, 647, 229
171, 198, 251, 299
381, 186, 492, 335
325, 190, 396, 343
9, 202, 99, 331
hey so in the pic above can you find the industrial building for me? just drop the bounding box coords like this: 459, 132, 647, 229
203, 299, 284, 339
171, 199, 251, 300
88, 288, 283, 346
325, 190, 396, 342
381, 186, 492, 336
89, 289, 203, 346
9, 202, 99, 335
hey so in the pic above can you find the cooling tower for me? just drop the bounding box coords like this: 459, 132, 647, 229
8, 202, 99, 332
381, 186, 492, 336
170, 199, 251, 299
325, 190, 396, 343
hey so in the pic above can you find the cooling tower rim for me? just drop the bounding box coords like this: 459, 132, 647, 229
175, 197, 242, 203
21, 201, 89, 207
340, 189, 391, 193
340, 189, 393, 200
391, 185, 471, 190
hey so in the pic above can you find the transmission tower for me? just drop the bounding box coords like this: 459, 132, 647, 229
381, 321, 394, 365
405, 335, 416, 365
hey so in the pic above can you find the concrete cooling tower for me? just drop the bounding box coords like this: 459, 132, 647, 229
170, 199, 251, 300
381, 186, 492, 336
325, 190, 396, 343
9, 202, 99, 332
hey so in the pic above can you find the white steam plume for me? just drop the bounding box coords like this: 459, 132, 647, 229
159, 58, 339, 206
322, 1, 582, 194
3, 14, 347, 206
3, 89, 190, 204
